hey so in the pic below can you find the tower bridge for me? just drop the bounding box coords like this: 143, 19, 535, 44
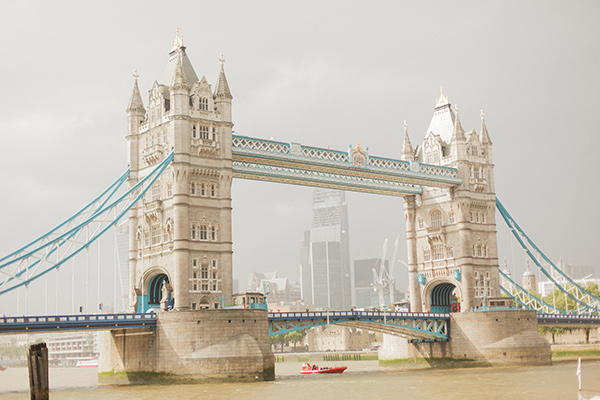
1, 30, 596, 382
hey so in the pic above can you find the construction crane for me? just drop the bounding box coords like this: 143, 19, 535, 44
372, 236, 399, 308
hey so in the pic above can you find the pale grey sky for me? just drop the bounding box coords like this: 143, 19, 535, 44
1, 1, 599, 315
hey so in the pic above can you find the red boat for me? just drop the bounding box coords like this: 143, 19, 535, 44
300, 362, 347, 374
0, 366, 6, 371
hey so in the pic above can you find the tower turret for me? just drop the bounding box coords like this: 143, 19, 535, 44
400, 121, 414, 161
126, 70, 145, 171
214, 54, 233, 123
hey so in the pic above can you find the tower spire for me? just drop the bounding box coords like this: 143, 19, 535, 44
451, 104, 466, 142
127, 69, 145, 113
480, 109, 492, 145
214, 53, 232, 99
401, 120, 414, 161
171, 53, 188, 89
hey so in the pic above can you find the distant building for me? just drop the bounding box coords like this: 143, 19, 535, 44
47, 333, 98, 364
354, 258, 385, 308
305, 325, 381, 352
300, 189, 351, 310
247, 272, 301, 308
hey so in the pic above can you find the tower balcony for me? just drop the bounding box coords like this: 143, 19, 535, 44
143, 145, 165, 165
469, 177, 488, 192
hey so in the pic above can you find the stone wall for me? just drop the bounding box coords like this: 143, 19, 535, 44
99, 309, 274, 383
379, 310, 551, 366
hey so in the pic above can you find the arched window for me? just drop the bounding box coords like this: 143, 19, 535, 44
431, 209, 442, 227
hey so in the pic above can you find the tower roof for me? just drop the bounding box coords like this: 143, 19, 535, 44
425, 88, 455, 143
161, 29, 199, 88
214, 54, 232, 99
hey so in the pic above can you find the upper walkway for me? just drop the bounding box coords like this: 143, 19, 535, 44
232, 135, 461, 196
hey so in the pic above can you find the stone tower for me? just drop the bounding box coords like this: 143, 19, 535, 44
522, 261, 537, 293
126, 30, 234, 311
402, 90, 499, 312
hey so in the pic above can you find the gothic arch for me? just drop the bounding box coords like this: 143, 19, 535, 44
423, 277, 462, 313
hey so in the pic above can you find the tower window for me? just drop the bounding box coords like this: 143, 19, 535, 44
200, 225, 208, 240
431, 209, 442, 227
192, 125, 197, 138
449, 212, 455, 224
201, 183, 206, 196
211, 226, 216, 241
191, 182, 196, 195
418, 218, 424, 229
199, 97, 209, 111
211, 184, 216, 197
191, 225, 197, 240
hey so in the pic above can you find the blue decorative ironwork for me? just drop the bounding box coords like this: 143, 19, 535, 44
268, 310, 450, 342
0, 151, 174, 296
418, 274, 426, 285
232, 135, 461, 196
453, 269, 461, 281
497, 197, 600, 314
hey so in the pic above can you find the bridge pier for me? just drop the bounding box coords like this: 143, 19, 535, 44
379, 310, 550, 366
98, 309, 274, 384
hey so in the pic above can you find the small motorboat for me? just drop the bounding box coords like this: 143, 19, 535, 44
300, 362, 347, 374
0, 365, 6, 371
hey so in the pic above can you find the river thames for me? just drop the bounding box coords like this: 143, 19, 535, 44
0, 359, 598, 399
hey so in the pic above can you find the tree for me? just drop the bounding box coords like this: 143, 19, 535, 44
285, 330, 306, 352
269, 333, 288, 353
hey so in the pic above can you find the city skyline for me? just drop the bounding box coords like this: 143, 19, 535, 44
1, 1, 599, 315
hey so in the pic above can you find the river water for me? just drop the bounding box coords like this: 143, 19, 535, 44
0, 359, 598, 399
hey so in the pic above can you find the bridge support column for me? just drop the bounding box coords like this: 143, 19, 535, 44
404, 196, 422, 312
99, 309, 274, 383
378, 310, 550, 367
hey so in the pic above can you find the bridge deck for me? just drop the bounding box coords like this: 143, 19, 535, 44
0, 313, 156, 334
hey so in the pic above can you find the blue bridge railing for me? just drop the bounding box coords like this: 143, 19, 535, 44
0, 313, 156, 333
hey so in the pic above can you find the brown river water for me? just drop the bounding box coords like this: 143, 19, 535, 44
0, 359, 598, 400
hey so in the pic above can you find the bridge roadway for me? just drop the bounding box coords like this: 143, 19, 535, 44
0, 311, 598, 337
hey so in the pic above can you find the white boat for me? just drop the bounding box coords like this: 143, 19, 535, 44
75, 358, 98, 368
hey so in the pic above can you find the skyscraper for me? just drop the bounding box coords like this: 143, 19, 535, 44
300, 189, 351, 310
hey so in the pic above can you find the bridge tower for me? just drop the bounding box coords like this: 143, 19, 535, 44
402, 90, 499, 313
126, 30, 233, 311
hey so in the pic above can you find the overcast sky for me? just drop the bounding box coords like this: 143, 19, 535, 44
1, 1, 599, 315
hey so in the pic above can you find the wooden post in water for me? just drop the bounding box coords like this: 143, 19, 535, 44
28, 342, 49, 400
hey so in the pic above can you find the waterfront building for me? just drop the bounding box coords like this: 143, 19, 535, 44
300, 189, 351, 310
47, 333, 98, 364
305, 325, 381, 352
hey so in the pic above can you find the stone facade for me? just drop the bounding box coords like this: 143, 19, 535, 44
126, 30, 234, 311
98, 309, 274, 383
402, 91, 499, 313
379, 310, 551, 366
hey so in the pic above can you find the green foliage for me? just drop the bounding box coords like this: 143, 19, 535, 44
541, 282, 600, 313
284, 330, 306, 350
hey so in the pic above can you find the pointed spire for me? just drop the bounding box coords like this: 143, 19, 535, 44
480, 109, 493, 145
127, 69, 145, 113
451, 104, 465, 142
214, 53, 232, 99
401, 120, 414, 161
171, 53, 188, 89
